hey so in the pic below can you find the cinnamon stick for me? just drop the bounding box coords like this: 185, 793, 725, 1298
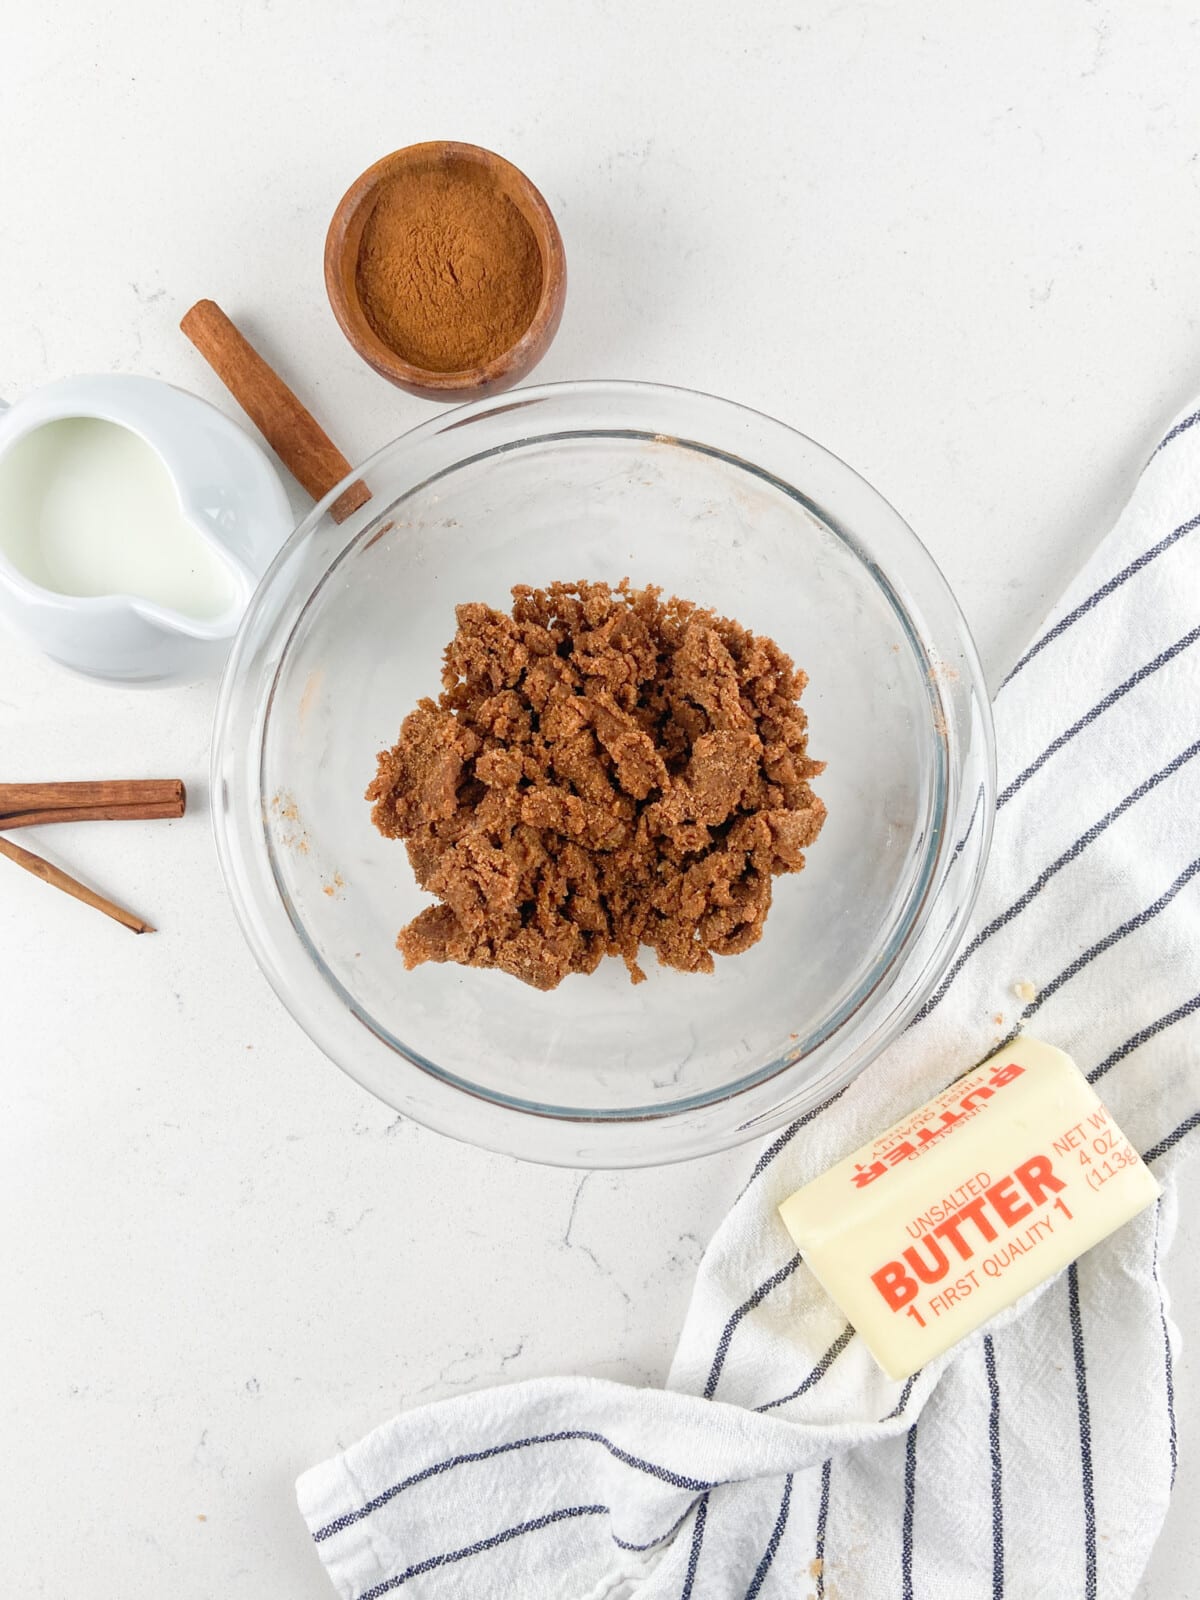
180, 299, 370, 523
0, 836, 154, 935
0, 779, 186, 830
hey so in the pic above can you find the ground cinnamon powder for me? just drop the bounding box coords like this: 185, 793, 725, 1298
356, 159, 543, 372
367, 580, 827, 991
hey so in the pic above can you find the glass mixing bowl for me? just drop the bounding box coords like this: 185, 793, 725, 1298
212, 382, 994, 1166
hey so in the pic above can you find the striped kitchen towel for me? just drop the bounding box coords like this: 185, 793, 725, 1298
297, 396, 1200, 1600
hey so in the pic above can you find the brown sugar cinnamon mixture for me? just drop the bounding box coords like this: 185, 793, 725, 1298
367, 580, 826, 990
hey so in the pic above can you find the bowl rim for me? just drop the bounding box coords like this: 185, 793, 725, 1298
324, 141, 567, 398
212, 378, 996, 1167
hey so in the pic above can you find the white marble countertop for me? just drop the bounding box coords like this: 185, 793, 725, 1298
2, 2, 1199, 1594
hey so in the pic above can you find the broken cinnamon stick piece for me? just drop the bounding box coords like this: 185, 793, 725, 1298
0, 836, 155, 934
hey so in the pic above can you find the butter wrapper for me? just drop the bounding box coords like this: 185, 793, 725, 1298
778, 1037, 1160, 1381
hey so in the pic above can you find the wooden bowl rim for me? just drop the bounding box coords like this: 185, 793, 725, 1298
324, 140, 566, 394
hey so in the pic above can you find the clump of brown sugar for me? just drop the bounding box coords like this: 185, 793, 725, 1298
367, 580, 826, 991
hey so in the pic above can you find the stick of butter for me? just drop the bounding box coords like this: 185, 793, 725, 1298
778, 1037, 1160, 1381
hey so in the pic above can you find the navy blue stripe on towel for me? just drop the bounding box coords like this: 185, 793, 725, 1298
743, 1475, 793, 1599
613, 1501, 700, 1555
814, 1459, 832, 1600
1088, 991, 1200, 1083
983, 1335, 1005, 1599
949, 781, 987, 866
1145, 1110, 1200, 1165
1153, 409, 1200, 458
1150, 1203, 1179, 1488
1021, 857, 1200, 1021
703, 1254, 802, 1399
680, 1494, 709, 1600
916, 739, 1200, 1023
1000, 509, 1200, 689
313, 1431, 719, 1542
757, 1324, 854, 1414
356, 1504, 607, 1600
1067, 1266, 1098, 1600
735, 1087, 850, 1203
884, 1374, 920, 1422
901, 1424, 919, 1600
998, 624, 1200, 808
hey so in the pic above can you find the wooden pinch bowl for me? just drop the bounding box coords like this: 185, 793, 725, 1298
324, 141, 566, 400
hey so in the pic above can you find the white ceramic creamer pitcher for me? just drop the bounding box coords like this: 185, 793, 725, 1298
0, 375, 292, 682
